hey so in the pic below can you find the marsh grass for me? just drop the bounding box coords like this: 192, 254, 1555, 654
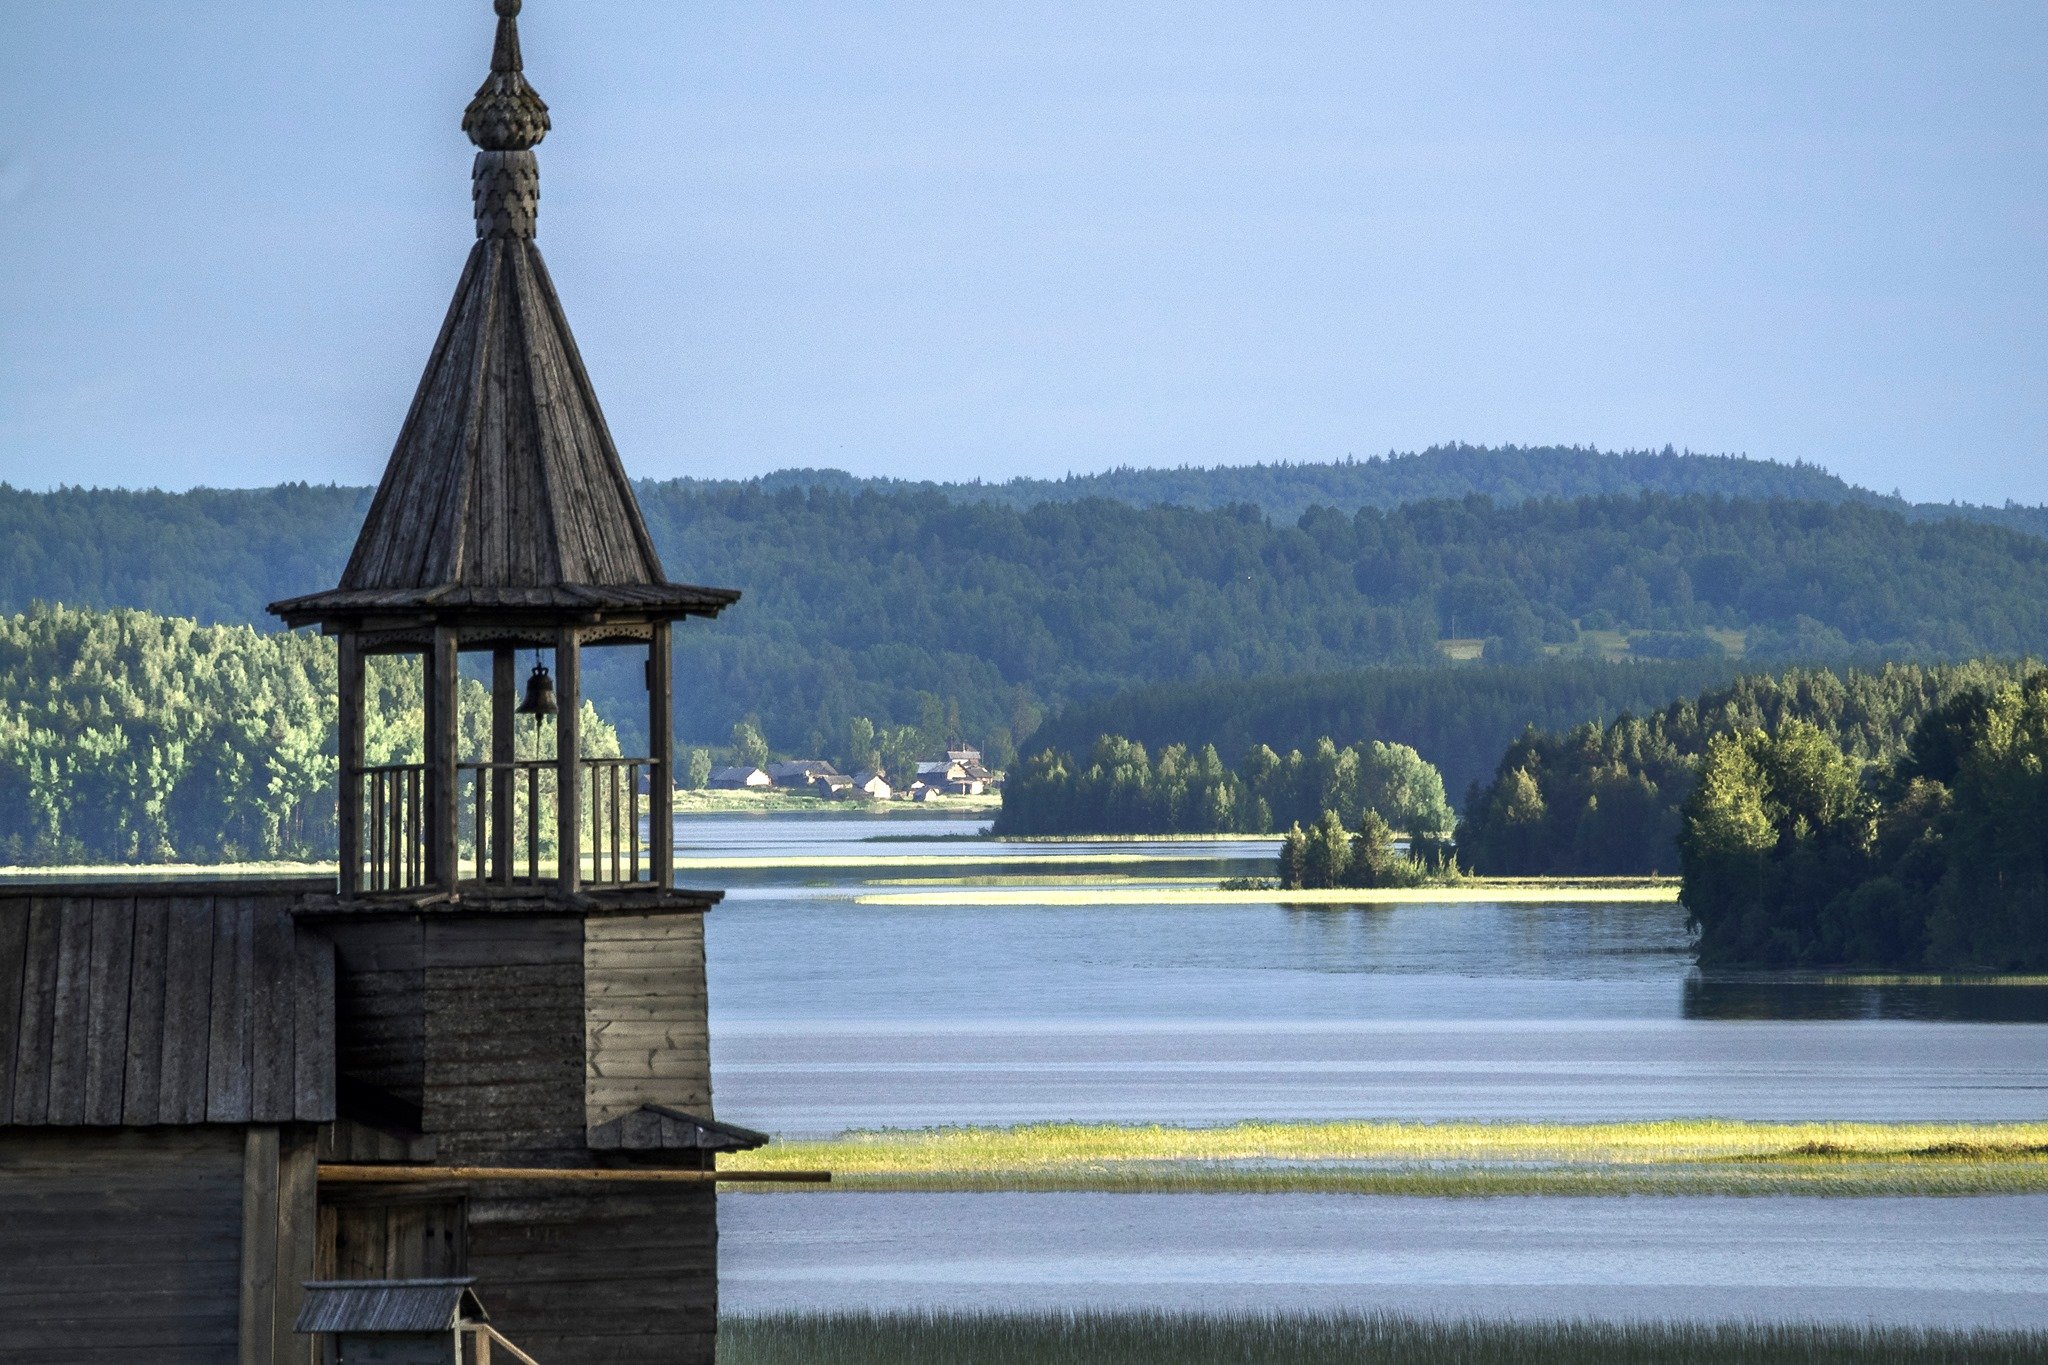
718, 1310, 2048, 1364
723, 1119, 2048, 1196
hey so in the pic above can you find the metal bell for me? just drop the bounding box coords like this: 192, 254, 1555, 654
515, 662, 558, 717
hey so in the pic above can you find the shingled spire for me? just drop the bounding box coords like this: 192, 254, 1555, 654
274, 0, 734, 623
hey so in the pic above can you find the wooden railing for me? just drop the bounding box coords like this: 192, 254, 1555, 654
580, 757, 653, 888
353, 757, 657, 892
360, 762, 427, 892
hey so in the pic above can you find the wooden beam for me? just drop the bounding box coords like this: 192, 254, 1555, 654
555, 627, 581, 894
492, 647, 516, 885
336, 633, 364, 896
274, 1128, 320, 1365
649, 621, 674, 887
239, 1126, 281, 1365
318, 1164, 828, 1184
429, 628, 460, 891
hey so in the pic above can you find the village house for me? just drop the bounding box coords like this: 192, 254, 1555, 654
709, 765, 772, 789
765, 759, 845, 791
911, 746, 1000, 797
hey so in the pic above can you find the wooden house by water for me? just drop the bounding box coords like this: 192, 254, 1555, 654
0, 4, 790, 1359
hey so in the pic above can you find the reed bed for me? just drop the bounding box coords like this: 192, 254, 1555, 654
722, 1119, 2048, 1196
718, 1310, 2048, 1364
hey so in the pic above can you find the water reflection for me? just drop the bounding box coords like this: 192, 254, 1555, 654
1685, 974, 2048, 1023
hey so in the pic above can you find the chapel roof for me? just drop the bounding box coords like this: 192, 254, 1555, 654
272, 0, 737, 628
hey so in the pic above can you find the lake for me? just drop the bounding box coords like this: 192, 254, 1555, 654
692, 812, 2048, 1324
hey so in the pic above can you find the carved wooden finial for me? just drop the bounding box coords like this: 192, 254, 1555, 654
463, 0, 550, 153
464, 0, 550, 239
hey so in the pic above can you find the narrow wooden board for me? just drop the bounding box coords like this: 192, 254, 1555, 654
0, 902, 30, 1124
206, 898, 255, 1124
121, 898, 171, 1124
44, 899, 94, 1126
12, 900, 63, 1125
158, 897, 216, 1124
82, 898, 137, 1125
249, 906, 296, 1122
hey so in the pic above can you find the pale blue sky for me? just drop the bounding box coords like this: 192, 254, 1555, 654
2, 2, 2045, 502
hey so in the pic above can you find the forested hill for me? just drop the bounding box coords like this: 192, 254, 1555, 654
724, 445, 2048, 537
10, 479, 2048, 755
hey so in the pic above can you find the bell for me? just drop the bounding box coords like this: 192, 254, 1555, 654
515, 662, 558, 717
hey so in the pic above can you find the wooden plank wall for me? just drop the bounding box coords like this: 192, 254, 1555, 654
467, 1183, 717, 1365
583, 911, 710, 1128
422, 915, 587, 1164
0, 891, 335, 1128
0, 1127, 246, 1361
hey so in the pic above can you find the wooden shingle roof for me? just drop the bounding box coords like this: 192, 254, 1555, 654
268, 0, 738, 629
296, 1279, 487, 1334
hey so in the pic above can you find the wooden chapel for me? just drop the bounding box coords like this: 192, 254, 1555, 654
0, 3, 779, 1360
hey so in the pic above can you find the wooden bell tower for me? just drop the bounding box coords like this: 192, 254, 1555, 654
271, 0, 737, 897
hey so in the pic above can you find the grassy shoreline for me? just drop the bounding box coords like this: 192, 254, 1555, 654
723, 1119, 2048, 1197
721, 1310, 2048, 1365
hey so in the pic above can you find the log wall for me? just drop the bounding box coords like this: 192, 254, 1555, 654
0, 1127, 246, 1362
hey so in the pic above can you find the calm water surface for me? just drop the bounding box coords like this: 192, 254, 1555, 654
693, 816, 2048, 1134
722, 1192, 2048, 1327
694, 814, 2048, 1323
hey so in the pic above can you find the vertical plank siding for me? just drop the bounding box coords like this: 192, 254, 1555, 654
0, 888, 334, 1129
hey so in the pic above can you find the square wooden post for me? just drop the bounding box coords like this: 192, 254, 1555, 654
429, 628, 460, 890
492, 647, 516, 884
336, 632, 364, 896
555, 627, 582, 893
649, 621, 674, 886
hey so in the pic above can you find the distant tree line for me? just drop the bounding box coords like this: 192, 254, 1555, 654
1455, 660, 2037, 877
667, 444, 2048, 538
11, 476, 2048, 767
996, 735, 1453, 837
1681, 676, 2048, 970
1029, 658, 1749, 801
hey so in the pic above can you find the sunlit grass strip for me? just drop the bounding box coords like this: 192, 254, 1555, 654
855, 883, 1681, 905
720, 1310, 2048, 1365
730, 1118, 2048, 1168
0, 861, 337, 878
723, 1119, 2048, 1197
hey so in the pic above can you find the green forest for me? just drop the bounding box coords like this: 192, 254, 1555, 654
1455, 660, 2036, 878
10, 464, 2048, 759
0, 604, 616, 865
995, 735, 1454, 838
1681, 675, 2048, 970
